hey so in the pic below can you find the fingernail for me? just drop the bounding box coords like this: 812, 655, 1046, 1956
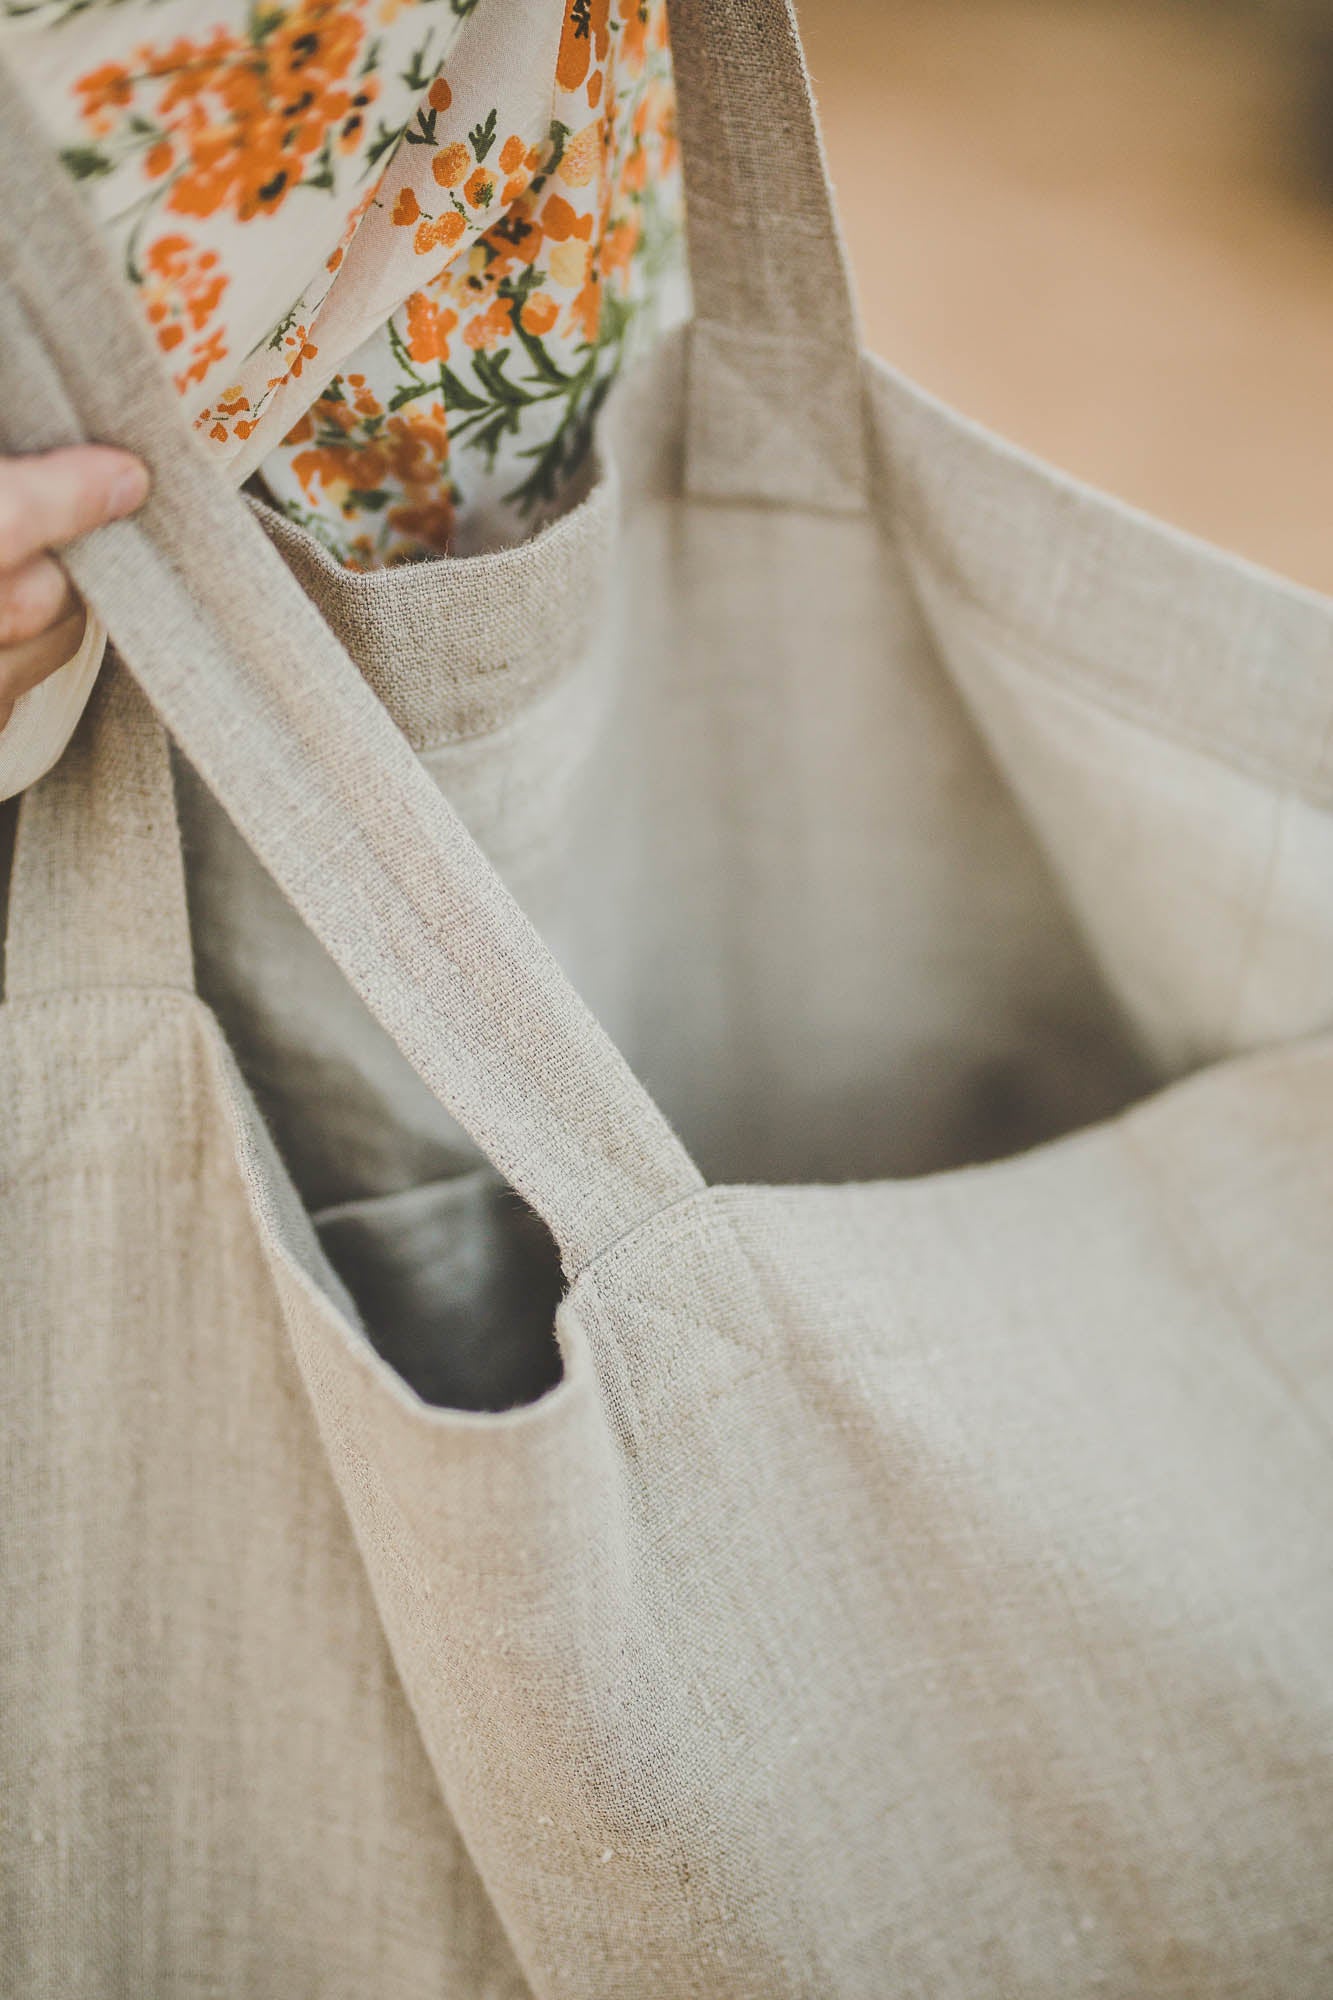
108, 459, 150, 518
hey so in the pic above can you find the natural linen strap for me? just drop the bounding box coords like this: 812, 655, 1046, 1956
668, 0, 869, 512
0, 60, 703, 1278
5, 663, 193, 1000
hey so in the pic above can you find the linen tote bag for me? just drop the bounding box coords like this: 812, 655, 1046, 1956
4, 3, 1333, 1996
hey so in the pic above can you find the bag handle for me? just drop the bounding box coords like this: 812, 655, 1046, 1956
4, 661, 194, 1001
669, 0, 869, 510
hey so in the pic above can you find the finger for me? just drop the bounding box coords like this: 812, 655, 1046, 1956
0, 446, 149, 569
0, 607, 88, 732
0, 552, 78, 648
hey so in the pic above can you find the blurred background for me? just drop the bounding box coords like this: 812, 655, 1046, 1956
798, 0, 1333, 593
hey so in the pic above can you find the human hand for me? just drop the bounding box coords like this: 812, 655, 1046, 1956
0, 446, 149, 732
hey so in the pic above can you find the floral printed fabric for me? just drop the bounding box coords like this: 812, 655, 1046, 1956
0, 0, 684, 565
266, 0, 683, 561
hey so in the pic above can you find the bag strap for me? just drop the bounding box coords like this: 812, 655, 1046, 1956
5, 660, 194, 1000
669, 0, 869, 511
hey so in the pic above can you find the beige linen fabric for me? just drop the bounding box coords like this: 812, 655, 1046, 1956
4, 4, 1333, 1996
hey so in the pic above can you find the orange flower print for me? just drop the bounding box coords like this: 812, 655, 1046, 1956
433, 142, 471, 189
464, 296, 515, 352
464, 166, 498, 208
74, 61, 134, 131
253, 0, 685, 568
279, 327, 320, 380
567, 277, 602, 345
346, 373, 384, 419
519, 291, 559, 335
174, 324, 228, 393
344, 0, 681, 538
287, 421, 382, 503
557, 120, 602, 189
481, 204, 545, 273
386, 498, 454, 551
539, 194, 594, 245
556, 0, 611, 92
414, 211, 467, 257
200, 384, 257, 444
621, 0, 651, 72
405, 292, 458, 364
385, 409, 451, 487
283, 388, 456, 563
71, 2, 371, 226
599, 216, 638, 274
174, 16, 372, 222
141, 233, 227, 354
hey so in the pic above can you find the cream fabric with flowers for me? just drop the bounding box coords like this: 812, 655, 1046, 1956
0, 0, 685, 565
